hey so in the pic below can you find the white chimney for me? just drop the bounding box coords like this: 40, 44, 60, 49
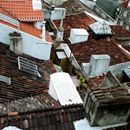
57, 19, 64, 41
69, 28, 89, 44
9, 32, 22, 54
32, 0, 42, 10
57, 27, 64, 41
49, 72, 83, 105
89, 55, 110, 77
42, 21, 46, 41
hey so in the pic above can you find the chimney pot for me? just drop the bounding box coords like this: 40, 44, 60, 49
42, 21, 46, 41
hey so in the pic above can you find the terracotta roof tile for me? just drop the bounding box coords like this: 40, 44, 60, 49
0, 93, 60, 116
111, 25, 130, 38
0, 43, 55, 103
57, 0, 85, 15
122, 45, 130, 52
0, 0, 43, 22
89, 87, 130, 106
69, 38, 129, 66
0, 104, 84, 130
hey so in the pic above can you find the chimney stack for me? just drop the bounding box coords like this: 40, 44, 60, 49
42, 21, 46, 41
9, 31, 22, 54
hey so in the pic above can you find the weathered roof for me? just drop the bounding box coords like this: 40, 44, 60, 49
0, 104, 84, 130
57, 0, 85, 15
69, 38, 129, 66
89, 87, 130, 107
111, 25, 130, 39
0, 43, 55, 103
122, 45, 130, 52
0, 93, 60, 116
0, 0, 43, 22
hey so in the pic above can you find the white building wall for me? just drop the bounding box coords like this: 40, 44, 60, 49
34, 21, 43, 30
0, 23, 52, 60
48, 79, 58, 100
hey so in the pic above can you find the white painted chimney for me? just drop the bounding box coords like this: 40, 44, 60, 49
49, 72, 83, 105
42, 21, 46, 41
69, 28, 89, 44
9, 32, 22, 54
89, 55, 110, 77
32, 0, 42, 10
57, 27, 64, 41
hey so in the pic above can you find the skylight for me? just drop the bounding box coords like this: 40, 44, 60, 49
17, 56, 41, 77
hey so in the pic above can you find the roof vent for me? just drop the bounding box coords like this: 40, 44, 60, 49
0, 75, 11, 85
32, 0, 42, 10
17, 56, 41, 77
69, 28, 89, 44
89, 21, 112, 36
9, 31, 22, 54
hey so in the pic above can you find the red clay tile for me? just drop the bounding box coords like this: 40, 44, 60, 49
111, 25, 130, 38
69, 38, 129, 66
0, 43, 55, 103
0, 0, 43, 22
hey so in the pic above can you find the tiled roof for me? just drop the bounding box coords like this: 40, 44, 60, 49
0, 0, 53, 43
0, 104, 84, 130
57, 0, 85, 15
89, 87, 130, 107
0, 43, 55, 103
122, 45, 130, 52
87, 75, 105, 89
69, 38, 129, 66
0, 0, 43, 22
53, 12, 95, 42
20, 22, 53, 42
0, 93, 60, 116
111, 25, 130, 39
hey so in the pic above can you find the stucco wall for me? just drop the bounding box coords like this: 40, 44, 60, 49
0, 23, 51, 60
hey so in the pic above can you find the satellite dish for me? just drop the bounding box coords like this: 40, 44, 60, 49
2, 126, 22, 130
